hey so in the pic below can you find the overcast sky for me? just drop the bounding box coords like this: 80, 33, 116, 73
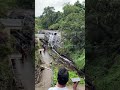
35, 0, 84, 17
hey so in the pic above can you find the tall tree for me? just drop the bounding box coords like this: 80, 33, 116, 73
40, 6, 62, 29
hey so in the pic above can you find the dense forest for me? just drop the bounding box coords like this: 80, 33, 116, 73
35, 1, 85, 73
86, 0, 120, 90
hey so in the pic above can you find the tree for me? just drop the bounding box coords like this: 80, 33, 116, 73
40, 7, 62, 29
86, 0, 120, 89
36, 1, 85, 76
63, 4, 79, 16
42, 6, 55, 16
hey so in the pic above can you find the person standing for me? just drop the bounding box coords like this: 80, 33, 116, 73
48, 67, 79, 90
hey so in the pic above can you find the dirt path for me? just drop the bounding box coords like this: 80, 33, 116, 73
35, 49, 53, 90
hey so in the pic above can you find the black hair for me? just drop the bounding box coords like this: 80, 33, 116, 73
57, 67, 69, 85
54, 33, 57, 35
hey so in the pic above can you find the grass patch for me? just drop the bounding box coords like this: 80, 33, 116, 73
71, 49, 85, 70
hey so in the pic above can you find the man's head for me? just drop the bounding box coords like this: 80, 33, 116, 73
54, 33, 57, 35
57, 67, 69, 85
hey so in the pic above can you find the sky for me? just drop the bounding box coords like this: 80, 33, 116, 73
35, 0, 84, 17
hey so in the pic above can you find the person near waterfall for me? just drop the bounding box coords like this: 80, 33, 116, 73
48, 67, 79, 90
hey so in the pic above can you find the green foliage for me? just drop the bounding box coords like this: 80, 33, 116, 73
58, 2, 85, 59
36, 0, 85, 79
63, 4, 80, 16
35, 7, 63, 30
71, 49, 85, 70
39, 7, 62, 29
49, 23, 60, 30
53, 67, 58, 85
68, 71, 85, 84
37, 0, 85, 69
58, 6, 85, 70
86, 0, 120, 89
35, 17, 42, 32
86, 55, 120, 90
